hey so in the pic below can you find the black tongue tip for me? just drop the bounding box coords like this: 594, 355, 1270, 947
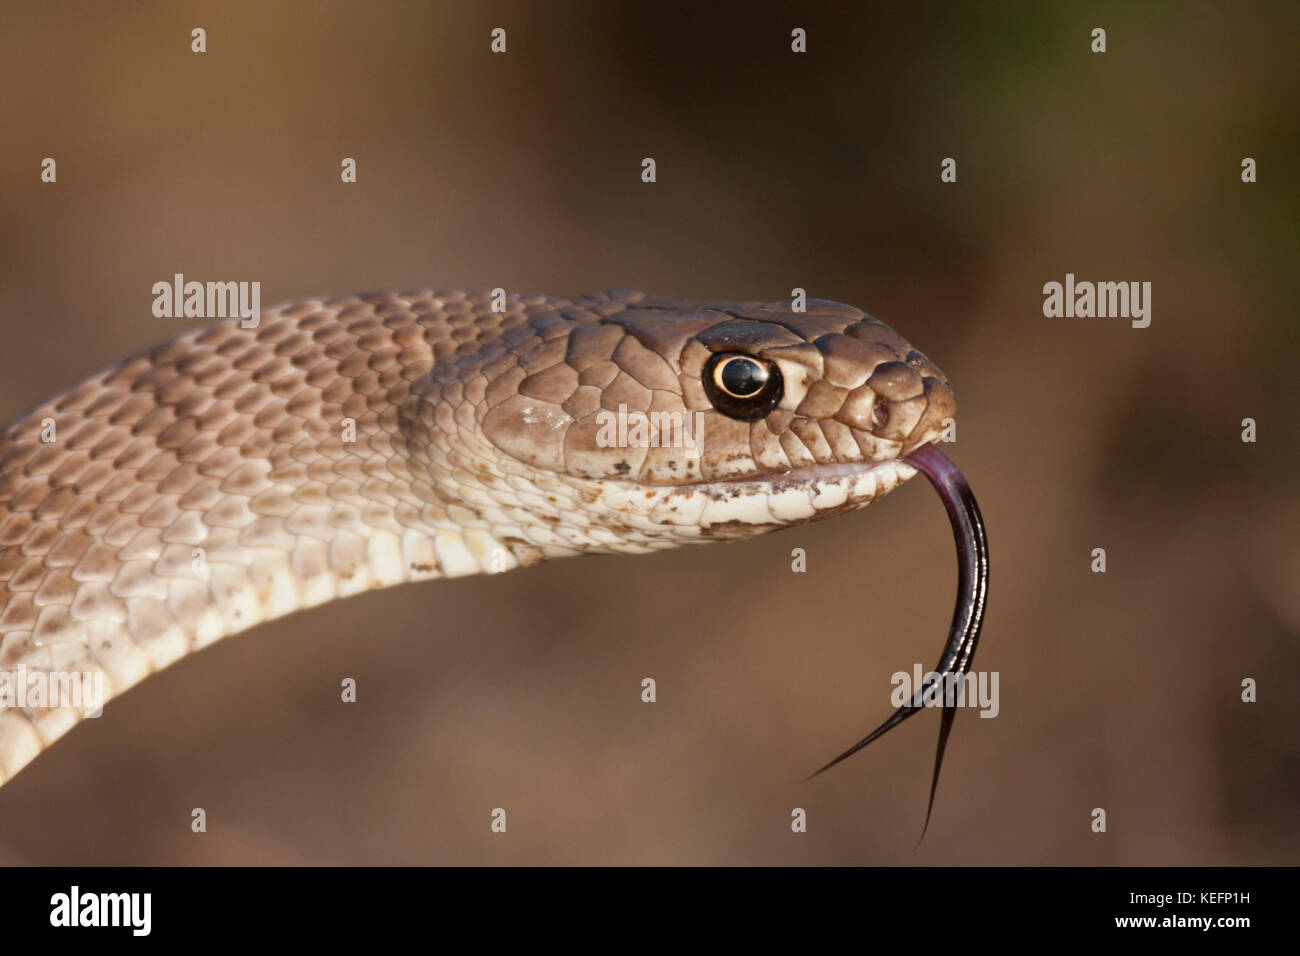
807, 442, 989, 845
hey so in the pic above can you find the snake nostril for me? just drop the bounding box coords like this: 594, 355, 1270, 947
871, 400, 890, 430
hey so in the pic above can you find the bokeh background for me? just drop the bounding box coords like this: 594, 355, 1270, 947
0, 0, 1295, 864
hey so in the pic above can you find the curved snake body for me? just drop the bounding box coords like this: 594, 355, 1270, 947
0, 290, 982, 813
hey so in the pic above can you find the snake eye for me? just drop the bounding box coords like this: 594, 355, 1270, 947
702, 352, 784, 421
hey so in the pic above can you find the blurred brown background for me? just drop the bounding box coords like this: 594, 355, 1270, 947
0, 0, 1295, 864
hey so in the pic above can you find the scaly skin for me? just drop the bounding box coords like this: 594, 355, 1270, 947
0, 290, 956, 784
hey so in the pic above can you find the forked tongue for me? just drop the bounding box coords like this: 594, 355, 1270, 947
806, 442, 989, 843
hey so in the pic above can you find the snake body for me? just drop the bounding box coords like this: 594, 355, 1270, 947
0, 290, 958, 786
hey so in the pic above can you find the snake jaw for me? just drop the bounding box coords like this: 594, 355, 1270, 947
806, 441, 989, 842
577, 456, 920, 544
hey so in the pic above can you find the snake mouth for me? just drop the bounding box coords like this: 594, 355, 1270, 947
591, 455, 929, 535
668, 456, 917, 500
702, 457, 914, 488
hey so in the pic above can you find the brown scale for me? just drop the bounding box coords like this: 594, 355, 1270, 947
0, 289, 960, 790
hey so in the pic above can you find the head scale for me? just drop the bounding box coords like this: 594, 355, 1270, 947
413, 292, 956, 559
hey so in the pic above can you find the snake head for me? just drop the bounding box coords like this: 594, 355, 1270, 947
460, 292, 955, 547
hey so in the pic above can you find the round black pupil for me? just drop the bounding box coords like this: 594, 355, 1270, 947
721, 359, 766, 397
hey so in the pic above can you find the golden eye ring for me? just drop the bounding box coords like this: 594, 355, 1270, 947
701, 352, 783, 421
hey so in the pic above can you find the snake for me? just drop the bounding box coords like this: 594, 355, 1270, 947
0, 289, 988, 828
